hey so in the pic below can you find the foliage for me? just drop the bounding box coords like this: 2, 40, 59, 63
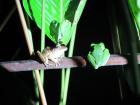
128, 0, 140, 39
22, 0, 85, 45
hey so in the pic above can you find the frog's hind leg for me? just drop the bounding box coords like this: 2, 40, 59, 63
37, 51, 48, 66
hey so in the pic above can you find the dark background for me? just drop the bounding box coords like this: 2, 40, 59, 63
0, 0, 140, 105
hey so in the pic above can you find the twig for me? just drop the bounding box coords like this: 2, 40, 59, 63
0, 56, 86, 72
15, 0, 47, 105
2, 53, 140, 71
15, 0, 34, 54
0, 6, 16, 32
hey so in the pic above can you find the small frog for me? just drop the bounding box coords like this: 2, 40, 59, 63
37, 46, 67, 66
87, 43, 110, 69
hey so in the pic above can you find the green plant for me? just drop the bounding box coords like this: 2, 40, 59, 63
128, 0, 140, 39
22, 0, 87, 105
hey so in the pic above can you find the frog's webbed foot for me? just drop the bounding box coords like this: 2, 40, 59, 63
44, 59, 49, 66
55, 62, 60, 66
54, 60, 60, 67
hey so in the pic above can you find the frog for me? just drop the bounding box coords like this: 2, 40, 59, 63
37, 46, 67, 66
87, 42, 110, 69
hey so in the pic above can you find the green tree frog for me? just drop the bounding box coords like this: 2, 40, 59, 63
87, 43, 110, 69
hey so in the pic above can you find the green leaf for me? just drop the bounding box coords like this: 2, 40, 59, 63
22, 0, 87, 45
22, 0, 71, 45
60, 20, 72, 44
128, 0, 140, 39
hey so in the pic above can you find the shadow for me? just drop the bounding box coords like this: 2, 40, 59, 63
65, 0, 80, 23
0, 66, 34, 105
49, 20, 60, 42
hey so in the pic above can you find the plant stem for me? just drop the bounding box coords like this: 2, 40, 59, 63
60, 0, 64, 22
0, 6, 16, 32
15, 0, 34, 55
25, 12, 40, 105
60, 1, 87, 104
59, 1, 65, 104
40, 0, 46, 86
15, 0, 47, 105
60, 68, 65, 105
33, 71, 41, 105
62, 24, 77, 105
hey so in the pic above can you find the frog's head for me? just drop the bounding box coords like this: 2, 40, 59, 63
54, 45, 68, 53
99, 43, 105, 50
60, 46, 68, 52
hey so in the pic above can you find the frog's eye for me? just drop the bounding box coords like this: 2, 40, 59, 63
99, 43, 105, 50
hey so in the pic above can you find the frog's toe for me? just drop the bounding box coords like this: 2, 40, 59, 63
43, 62, 48, 67
55, 62, 60, 67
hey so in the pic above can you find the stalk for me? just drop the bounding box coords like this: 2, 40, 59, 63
15, 0, 47, 105
40, 0, 46, 86
62, 24, 77, 105
61, 1, 87, 105
59, 1, 66, 104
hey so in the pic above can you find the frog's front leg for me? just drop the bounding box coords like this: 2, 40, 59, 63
87, 52, 99, 69
57, 54, 65, 62
44, 58, 49, 66
49, 57, 60, 66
